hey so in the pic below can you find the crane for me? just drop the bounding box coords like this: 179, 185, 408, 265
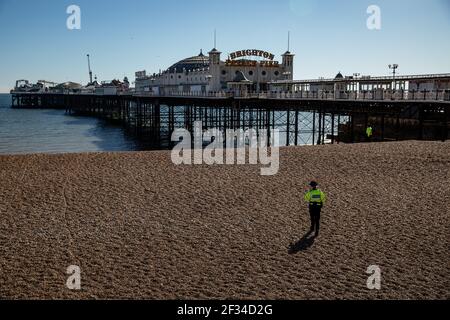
87, 54, 93, 84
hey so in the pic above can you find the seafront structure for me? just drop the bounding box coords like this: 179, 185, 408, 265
10, 88, 450, 149
271, 73, 450, 100
9, 45, 450, 148
134, 48, 294, 95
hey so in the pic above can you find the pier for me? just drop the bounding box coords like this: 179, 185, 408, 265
11, 89, 450, 148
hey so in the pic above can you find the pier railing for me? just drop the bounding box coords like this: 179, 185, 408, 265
11, 88, 450, 102
134, 89, 450, 102
135, 91, 230, 98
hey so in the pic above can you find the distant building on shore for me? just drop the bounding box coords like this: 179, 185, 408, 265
134, 48, 295, 95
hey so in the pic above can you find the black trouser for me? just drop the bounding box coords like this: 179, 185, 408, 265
309, 204, 322, 233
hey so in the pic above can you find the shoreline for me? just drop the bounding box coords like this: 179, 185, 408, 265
0, 142, 339, 157
0, 139, 443, 157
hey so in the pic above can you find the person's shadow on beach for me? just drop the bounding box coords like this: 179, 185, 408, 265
288, 231, 317, 254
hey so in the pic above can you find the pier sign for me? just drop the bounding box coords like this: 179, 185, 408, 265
227, 49, 279, 67
229, 50, 276, 61
225, 60, 280, 67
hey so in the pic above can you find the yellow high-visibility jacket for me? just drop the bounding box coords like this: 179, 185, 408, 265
304, 189, 326, 205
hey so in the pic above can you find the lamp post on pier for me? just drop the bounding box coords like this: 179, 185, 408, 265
388, 64, 399, 90
353, 73, 360, 92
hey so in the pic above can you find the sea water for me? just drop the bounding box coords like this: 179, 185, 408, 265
0, 94, 143, 155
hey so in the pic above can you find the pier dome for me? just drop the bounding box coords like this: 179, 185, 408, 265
168, 50, 209, 73
335, 72, 344, 79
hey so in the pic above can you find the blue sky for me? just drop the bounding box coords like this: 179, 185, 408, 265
0, 0, 449, 92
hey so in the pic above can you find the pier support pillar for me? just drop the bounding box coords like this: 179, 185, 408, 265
443, 105, 449, 142
312, 110, 316, 146
350, 113, 355, 143
294, 110, 299, 146
286, 108, 290, 146
331, 113, 335, 144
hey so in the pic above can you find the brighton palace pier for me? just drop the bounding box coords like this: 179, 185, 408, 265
134, 48, 295, 95
11, 45, 450, 147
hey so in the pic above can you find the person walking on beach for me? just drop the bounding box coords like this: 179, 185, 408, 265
304, 181, 326, 237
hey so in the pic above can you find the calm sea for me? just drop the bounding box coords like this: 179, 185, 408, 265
0, 94, 144, 155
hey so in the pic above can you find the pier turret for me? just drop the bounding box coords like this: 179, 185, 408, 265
209, 48, 222, 91
282, 51, 295, 80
